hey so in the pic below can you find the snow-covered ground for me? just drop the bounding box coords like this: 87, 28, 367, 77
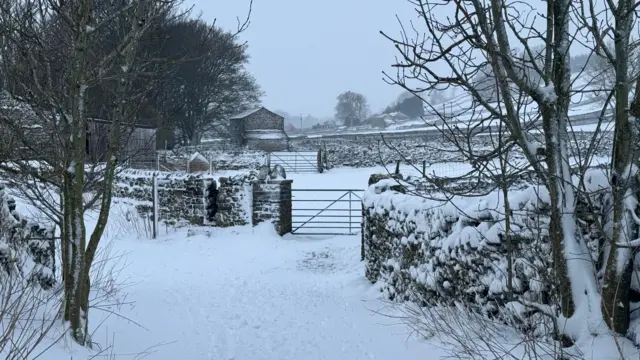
43, 222, 447, 360
18, 164, 629, 359
33, 165, 450, 360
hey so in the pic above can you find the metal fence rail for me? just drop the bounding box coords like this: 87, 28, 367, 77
269, 151, 319, 173
291, 189, 363, 235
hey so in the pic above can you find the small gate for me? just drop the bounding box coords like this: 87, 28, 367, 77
269, 151, 320, 173
291, 189, 363, 235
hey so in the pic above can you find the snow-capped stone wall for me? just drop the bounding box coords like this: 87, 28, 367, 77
0, 185, 56, 289
115, 170, 258, 227
159, 148, 267, 172
362, 174, 606, 321
291, 132, 614, 169
290, 136, 460, 168
162, 129, 612, 174
114, 170, 295, 233
116, 170, 213, 226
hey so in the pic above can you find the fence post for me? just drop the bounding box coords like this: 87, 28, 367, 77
422, 160, 426, 177
361, 201, 365, 261
324, 143, 329, 169
152, 173, 158, 239
349, 191, 352, 234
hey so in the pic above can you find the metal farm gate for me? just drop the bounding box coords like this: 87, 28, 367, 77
291, 189, 363, 235
269, 151, 321, 173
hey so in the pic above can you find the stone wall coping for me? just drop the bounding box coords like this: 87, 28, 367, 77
264, 179, 293, 185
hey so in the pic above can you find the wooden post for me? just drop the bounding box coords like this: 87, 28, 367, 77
395, 160, 401, 175
317, 149, 323, 173
152, 174, 158, 239
422, 160, 427, 177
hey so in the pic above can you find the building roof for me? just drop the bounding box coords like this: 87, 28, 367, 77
229, 106, 284, 121
366, 111, 410, 125
244, 130, 289, 140
230, 107, 262, 120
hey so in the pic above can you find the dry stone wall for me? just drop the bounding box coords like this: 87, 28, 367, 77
214, 175, 255, 227
291, 132, 613, 169
0, 185, 56, 289
114, 169, 293, 233
362, 171, 607, 331
115, 170, 258, 227
163, 130, 612, 173
160, 148, 267, 171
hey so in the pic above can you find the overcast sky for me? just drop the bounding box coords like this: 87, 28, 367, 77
185, 0, 417, 118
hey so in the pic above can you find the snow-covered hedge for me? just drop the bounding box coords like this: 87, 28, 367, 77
362, 173, 607, 324
0, 185, 56, 289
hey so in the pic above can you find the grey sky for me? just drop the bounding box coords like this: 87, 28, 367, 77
186, 0, 416, 119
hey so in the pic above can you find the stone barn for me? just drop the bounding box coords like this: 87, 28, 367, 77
229, 107, 289, 152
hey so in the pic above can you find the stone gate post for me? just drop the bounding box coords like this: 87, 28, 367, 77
252, 179, 293, 236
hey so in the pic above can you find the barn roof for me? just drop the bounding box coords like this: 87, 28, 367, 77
229, 107, 284, 120
230, 107, 262, 120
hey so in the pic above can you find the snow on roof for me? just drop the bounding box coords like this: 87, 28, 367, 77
244, 130, 288, 140
189, 151, 208, 163
230, 107, 264, 120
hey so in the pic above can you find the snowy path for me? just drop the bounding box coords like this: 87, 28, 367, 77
46, 223, 445, 360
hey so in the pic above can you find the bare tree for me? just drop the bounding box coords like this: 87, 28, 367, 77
380, 0, 623, 348
335, 90, 370, 127
0, 0, 186, 345
383, 91, 425, 118
577, 0, 640, 335
583, 41, 640, 101
155, 18, 262, 145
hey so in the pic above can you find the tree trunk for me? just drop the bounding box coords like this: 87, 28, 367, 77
63, 0, 92, 344
541, 106, 575, 318
62, 171, 89, 345
601, 0, 638, 333
486, 0, 580, 319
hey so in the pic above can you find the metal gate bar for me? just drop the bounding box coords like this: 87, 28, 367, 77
269, 151, 319, 173
291, 189, 363, 235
